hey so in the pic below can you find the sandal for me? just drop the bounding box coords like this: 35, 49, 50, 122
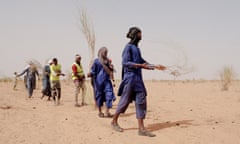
138, 130, 156, 137
98, 112, 104, 118
111, 123, 123, 132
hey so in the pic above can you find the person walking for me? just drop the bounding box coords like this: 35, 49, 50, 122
13, 72, 18, 90
72, 54, 86, 107
88, 47, 116, 118
17, 62, 40, 98
50, 58, 65, 105
41, 59, 52, 100
111, 27, 166, 137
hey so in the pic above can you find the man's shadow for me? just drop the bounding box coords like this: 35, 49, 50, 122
124, 120, 194, 132
147, 120, 194, 132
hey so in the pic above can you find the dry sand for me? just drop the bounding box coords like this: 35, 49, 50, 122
0, 80, 240, 144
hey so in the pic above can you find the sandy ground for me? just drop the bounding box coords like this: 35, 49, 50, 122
0, 80, 240, 144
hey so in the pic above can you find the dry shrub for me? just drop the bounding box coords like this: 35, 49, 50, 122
79, 9, 95, 69
220, 66, 235, 91
78, 9, 96, 105
0, 77, 12, 83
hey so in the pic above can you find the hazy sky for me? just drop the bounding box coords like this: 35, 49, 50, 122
0, 0, 239, 80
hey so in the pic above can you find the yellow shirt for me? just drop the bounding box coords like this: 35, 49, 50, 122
72, 62, 84, 80
50, 64, 61, 81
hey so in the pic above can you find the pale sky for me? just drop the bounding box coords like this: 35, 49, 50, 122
0, 0, 239, 80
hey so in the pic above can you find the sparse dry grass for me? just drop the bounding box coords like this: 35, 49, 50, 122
220, 66, 235, 91
78, 9, 96, 104
0, 77, 13, 83
79, 9, 95, 69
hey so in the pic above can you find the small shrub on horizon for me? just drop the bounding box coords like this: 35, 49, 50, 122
220, 66, 235, 91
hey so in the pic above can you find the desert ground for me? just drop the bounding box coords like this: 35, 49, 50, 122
0, 79, 240, 144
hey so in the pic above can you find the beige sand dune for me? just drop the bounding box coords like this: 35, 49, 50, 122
0, 80, 240, 144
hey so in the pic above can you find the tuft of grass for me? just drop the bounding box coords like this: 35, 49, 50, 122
220, 66, 235, 91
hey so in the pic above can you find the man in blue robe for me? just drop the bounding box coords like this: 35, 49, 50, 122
88, 47, 116, 118
111, 27, 165, 137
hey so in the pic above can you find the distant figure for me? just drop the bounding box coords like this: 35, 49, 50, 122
111, 27, 165, 137
41, 60, 52, 100
72, 54, 86, 107
13, 72, 18, 90
17, 62, 40, 98
88, 47, 116, 118
50, 58, 65, 105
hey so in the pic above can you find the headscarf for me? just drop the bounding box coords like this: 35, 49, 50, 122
28, 61, 37, 72
98, 47, 108, 64
48, 59, 52, 65
75, 54, 81, 65
75, 54, 81, 59
98, 47, 114, 80
126, 27, 141, 46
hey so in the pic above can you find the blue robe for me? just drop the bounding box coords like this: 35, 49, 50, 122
18, 67, 39, 97
118, 43, 147, 97
42, 65, 51, 96
90, 58, 116, 108
116, 43, 148, 119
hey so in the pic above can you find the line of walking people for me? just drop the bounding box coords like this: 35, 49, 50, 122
15, 47, 116, 114
15, 26, 166, 137
16, 58, 65, 105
